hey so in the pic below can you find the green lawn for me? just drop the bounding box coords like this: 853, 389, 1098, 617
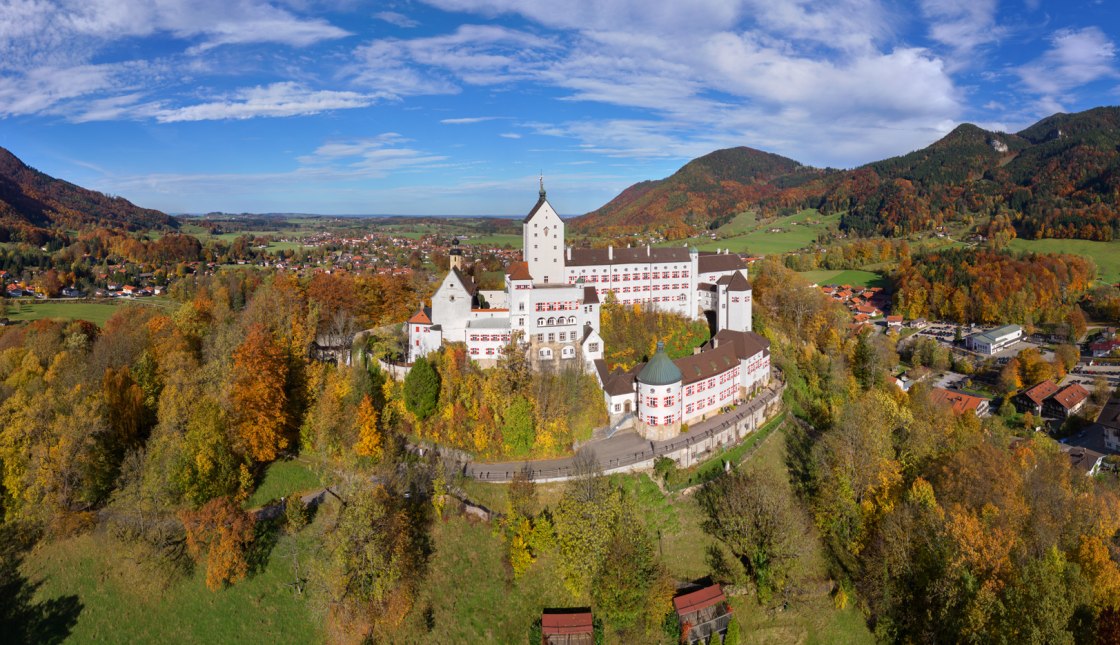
797, 269, 888, 288
23, 529, 322, 644
245, 459, 324, 509
1008, 238, 1120, 284
4, 300, 172, 327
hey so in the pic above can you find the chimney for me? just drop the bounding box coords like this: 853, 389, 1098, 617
608, 245, 613, 260
646, 244, 651, 257
693, 346, 701, 355
712, 337, 719, 348
566, 247, 571, 261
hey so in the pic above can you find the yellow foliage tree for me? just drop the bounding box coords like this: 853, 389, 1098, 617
230, 324, 289, 463
353, 395, 383, 460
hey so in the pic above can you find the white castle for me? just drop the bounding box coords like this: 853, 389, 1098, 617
406, 181, 770, 440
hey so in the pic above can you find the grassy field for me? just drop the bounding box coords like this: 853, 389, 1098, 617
245, 459, 324, 509
4, 299, 174, 327
460, 233, 521, 248
797, 269, 888, 288
1008, 238, 1120, 284
666, 209, 841, 255
23, 529, 322, 644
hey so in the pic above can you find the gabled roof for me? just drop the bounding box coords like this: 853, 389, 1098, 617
726, 271, 750, 292
930, 387, 987, 415
706, 329, 771, 361
1020, 380, 1060, 406
507, 261, 533, 281
697, 252, 746, 274
541, 609, 594, 636
595, 359, 639, 396
1050, 383, 1089, 410
583, 286, 599, 304
407, 307, 432, 324
450, 268, 479, 295
566, 246, 690, 267
673, 584, 727, 616
523, 195, 551, 224
674, 342, 737, 385
1098, 398, 1120, 430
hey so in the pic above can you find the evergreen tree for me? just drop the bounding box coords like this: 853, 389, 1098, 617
403, 356, 440, 420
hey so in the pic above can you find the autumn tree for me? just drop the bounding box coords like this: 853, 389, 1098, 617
229, 324, 289, 462
353, 395, 382, 460
179, 496, 256, 591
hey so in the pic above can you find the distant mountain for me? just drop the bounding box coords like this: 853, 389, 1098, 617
574, 106, 1120, 242
572, 147, 823, 238
0, 147, 174, 244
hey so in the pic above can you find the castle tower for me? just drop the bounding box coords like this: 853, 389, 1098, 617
449, 237, 464, 271
522, 176, 565, 285
636, 342, 683, 441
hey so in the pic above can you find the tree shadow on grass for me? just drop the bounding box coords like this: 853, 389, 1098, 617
0, 522, 83, 644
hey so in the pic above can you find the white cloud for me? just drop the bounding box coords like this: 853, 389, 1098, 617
0, 64, 116, 116
1017, 27, 1117, 108
920, 0, 1002, 67
498, 132, 521, 138
374, 11, 418, 28
440, 116, 504, 124
152, 82, 376, 122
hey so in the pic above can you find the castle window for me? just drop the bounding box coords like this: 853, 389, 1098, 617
538, 348, 552, 359
589, 343, 600, 352
548, 333, 555, 342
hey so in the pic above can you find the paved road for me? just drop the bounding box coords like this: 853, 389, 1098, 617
461, 384, 783, 482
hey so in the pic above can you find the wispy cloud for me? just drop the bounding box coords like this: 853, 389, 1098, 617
374, 11, 419, 28
1017, 27, 1117, 110
152, 82, 377, 122
920, 0, 1003, 68
441, 116, 505, 124
498, 132, 521, 138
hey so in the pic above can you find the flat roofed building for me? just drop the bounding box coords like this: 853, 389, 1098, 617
967, 324, 1022, 355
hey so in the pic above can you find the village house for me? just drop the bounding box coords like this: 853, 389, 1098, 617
1100, 398, 1120, 452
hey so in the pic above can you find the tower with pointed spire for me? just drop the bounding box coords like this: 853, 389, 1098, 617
522, 174, 565, 285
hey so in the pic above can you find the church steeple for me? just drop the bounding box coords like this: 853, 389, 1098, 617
538, 173, 546, 200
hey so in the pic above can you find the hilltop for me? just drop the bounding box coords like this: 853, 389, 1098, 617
573, 106, 1120, 242
0, 146, 174, 244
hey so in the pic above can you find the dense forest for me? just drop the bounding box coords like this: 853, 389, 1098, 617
891, 248, 1095, 327
744, 258, 1120, 643
575, 107, 1120, 243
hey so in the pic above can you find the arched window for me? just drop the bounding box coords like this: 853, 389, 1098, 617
537, 318, 544, 326
547, 317, 555, 325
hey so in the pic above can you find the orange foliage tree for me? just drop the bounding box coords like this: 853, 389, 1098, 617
230, 324, 290, 462
179, 496, 256, 591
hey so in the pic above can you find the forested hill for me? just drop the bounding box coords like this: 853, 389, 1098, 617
571, 146, 824, 238
0, 146, 175, 244
573, 106, 1120, 242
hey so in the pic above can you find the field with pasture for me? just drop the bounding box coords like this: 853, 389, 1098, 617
1008, 238, 1120, 284
797, 269, 887, 288
665, 209, 842, 256
3, 299, 174, 327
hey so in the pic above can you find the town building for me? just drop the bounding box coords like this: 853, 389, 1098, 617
1015, 380, 1060, 416
1044, 383, 1090, 419
966, 324, 1023, 355
1099, 398, 1120, 452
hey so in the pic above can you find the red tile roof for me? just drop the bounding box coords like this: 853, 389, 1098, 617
508, 261, 533, 281
1021, 380, 1059, 406
673, 584, 727, 616
541, 610, 594, 636
1051, 383, 1089, 410
407, 308, 431, 324
930, 387, 987, 415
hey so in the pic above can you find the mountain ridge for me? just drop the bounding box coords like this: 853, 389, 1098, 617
0, 147, 175, 244
573, 106, 1120, 242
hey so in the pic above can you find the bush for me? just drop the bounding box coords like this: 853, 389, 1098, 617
653, 456, 677, 484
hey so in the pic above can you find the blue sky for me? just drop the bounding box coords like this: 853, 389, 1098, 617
0, 0, 1116, 216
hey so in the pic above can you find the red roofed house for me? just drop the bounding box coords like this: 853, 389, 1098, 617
1015, 380, 1060, 416
1044, 383, 1090, 419
540, 609, 594, 645
930, 387, 990, 417
886, 315, 903, 328
673, 583, 731, 644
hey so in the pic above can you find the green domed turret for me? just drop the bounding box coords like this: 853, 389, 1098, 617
638, 342, 682, 386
